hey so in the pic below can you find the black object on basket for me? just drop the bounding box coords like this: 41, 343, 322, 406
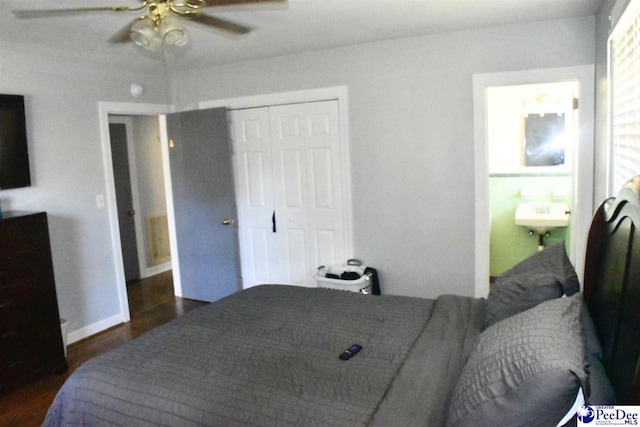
365, 267, 380, 295
316, 260, 381, 295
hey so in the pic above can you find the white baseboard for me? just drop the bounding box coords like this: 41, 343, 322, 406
141, 261, 172, 279
66, 312, 127, 345
65, 263, 172, 346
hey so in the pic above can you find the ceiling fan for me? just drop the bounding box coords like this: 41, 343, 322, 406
13, 0, 286, 51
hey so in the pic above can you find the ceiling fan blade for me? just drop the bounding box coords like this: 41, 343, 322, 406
186, 13, 252, 35
193, 0, 286, 7
13, 6, 134, 19
107, 19, 139, 44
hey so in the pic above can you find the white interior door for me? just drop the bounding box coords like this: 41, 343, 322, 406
231, 100, 346, 288
231, 107, 277, 286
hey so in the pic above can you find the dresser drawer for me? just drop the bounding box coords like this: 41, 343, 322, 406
0, 358, 28, 393
0, 277, 59, 338
0, 334, 66, 393
0, 274, 57, 307
0, 211, 66, 393
0, 250, 54, 287
0, 213, 49, 255
1, 326, 63, 361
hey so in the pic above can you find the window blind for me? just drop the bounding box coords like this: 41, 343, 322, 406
610, 0, 640, 193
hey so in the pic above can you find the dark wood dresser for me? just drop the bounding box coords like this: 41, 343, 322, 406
0, 211, 67, 394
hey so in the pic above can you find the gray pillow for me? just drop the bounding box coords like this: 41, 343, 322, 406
447, 294, 587, 427
501, 242, 580, 296
484, 273, 563, 328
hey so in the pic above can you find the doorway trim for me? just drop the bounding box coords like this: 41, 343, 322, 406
473, 65, 595, 298
98, 102, 169, 326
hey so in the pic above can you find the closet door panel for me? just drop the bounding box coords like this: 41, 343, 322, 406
304, 101, 345, 271
316, 229, 337, 267
270, 106, 308, 285
248, 228, 272, 284
311, 148, 333, 210
230, 108, 277, 288
232, 100, 346, 288
245, 153, 268, 208
280, 150, 304, 210
282, 228, 307, 286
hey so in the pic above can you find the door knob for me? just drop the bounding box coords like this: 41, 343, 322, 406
222, 218, 233, 226
127, 209, 136, 217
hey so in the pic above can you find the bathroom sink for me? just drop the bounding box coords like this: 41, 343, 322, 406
515, 202, 570, 234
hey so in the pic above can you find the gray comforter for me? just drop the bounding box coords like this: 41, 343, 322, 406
44, 285, 485, 426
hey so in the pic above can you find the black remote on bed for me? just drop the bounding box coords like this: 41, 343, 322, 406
339, 344, 362, 360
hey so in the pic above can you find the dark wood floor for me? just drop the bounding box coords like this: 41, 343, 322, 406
0, 271, 207, 426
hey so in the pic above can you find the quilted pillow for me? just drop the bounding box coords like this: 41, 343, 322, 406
501, 242, 580, 296
484, 243, 580, 329
447, 293, 587, 427
484, 273, 563, 328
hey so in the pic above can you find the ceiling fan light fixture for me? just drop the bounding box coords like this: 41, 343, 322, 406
130, 17, 161, 50
158, 16, 190, 47
13, 0, 267, 53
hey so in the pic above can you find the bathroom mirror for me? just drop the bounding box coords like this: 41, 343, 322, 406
523, 113, 566, 167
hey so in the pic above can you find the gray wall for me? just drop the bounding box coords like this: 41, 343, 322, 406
0, 15, 600, 338
0, 49, 166, 337
172, 17, 597, 298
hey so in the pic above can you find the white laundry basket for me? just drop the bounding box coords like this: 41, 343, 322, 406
316, 272, 373, 294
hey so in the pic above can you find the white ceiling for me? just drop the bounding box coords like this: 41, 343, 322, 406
0, 0, 603, 72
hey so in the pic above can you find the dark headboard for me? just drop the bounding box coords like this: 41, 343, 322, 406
584, 175, 640, 404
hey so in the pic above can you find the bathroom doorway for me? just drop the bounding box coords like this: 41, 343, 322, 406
473, 66, 595, 297
487, 82, 577, 277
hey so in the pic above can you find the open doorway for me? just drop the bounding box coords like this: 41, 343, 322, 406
108, 114, 173, 312
473, 66, 595, 297
486, 81, 577, 277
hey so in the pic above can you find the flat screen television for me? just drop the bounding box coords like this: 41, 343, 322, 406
0, 94, 31, 190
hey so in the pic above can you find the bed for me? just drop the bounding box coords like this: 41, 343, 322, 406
44, 176, 640, 426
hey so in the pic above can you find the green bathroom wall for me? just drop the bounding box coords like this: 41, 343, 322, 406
489, 175, 572, 276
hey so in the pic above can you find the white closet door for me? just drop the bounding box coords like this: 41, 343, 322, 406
231, 100, 346, 288
270, 101, 345, 286
231, 107, 278, 288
